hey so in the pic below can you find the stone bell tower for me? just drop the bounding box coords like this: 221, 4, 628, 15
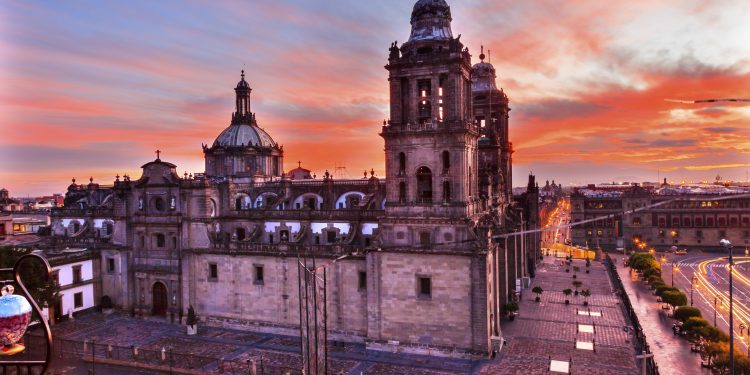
368, 0, 489, 355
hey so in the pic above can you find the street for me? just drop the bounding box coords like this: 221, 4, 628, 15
664, 251, 750, 355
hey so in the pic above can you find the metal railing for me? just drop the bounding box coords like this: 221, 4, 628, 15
27, 335, 303, 374
604, 253, 660, 375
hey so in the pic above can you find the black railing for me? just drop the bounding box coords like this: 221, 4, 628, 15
604, 253, 660, 375
31, 335, 303, 374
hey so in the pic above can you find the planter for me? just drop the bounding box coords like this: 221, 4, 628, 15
583, 301, 589, 306
566, 269, 570, 273
586, 270, 590, 274
187, 324, 198, 336
574, 291, 579, 296
535, 297, 541, 302
565, 300, 570, 305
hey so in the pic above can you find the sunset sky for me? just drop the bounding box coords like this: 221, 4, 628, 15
2, 0, 749, 196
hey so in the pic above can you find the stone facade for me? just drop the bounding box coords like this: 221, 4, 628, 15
571, 183, 750, 251
48, 0, 540, 358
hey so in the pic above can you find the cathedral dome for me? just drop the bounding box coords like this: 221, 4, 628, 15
213, 123, 276, 148
408, 0, 453, 42
472, 61, 497, 92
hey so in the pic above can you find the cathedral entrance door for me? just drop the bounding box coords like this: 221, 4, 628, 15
152, 282, 168, 316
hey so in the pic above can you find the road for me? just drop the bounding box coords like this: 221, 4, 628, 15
542, 198, 570, 249
663, 251, 750, 355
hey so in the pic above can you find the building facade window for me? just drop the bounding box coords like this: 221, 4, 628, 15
358, 271, 367, 291
417, 275, 432, 299
398, 153, 406, 175
155, 233, 166, 248
416, 166, 433, 203
107, 258, 115, 273
208, 263, 218, 281
74, 292, 83, 308
254, 265, 264, 285
72, 265, 82, 284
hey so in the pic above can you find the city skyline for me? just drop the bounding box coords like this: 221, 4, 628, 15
2, 0, 750, 196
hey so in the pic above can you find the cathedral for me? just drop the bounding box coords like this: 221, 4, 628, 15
50, 0, 539, 357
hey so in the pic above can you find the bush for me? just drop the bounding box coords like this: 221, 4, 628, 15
100, 295, 113, 310
655, 285, 679, 297
629, 253, 658, 271
642, 267, 661, 279
647, 275, 664, 285
700, 325, 730, 343
187, 305, 198, 326
662, 290, 688, 309
532, 286, 543, 295
562, 288, 572, 296
682, 317, 710, 342
673, 306, 702, 323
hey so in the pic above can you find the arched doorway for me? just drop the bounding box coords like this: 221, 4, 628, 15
152, 282, 168, 316
416, 166, 433, 203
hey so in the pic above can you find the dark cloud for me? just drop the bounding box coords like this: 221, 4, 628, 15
516, 99, 607, 120
648, 139, 696, 148
0, 144, 142, 172
703, 126, 742, 133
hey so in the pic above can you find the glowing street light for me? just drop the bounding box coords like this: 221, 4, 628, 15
721, 238, 735, 374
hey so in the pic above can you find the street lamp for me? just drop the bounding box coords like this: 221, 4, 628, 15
721, 238, 734, 374
690, 275, 696, 306
672, 265, 679, 287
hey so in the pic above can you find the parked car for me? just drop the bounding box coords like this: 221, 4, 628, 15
675, 249, 688, 255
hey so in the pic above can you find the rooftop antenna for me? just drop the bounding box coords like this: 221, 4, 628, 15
334, 163, 350, 179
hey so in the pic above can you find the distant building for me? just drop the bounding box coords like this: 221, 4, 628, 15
571, 182, 750, 251
44, 248, 99, 322
0, 189, 23, 212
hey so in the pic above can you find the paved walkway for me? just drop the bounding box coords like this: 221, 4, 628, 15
612, 254, 710, 375
480, 256, 639, 374
40, 311, 485, 374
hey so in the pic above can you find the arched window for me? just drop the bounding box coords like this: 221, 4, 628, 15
152, 197, 165, 212
398, 152, 406, 175
399, 182, 406, 203
235, 197, 243, 211
416, 166, 432, 203
105, 222, 113, 235
442, 151, 450, 173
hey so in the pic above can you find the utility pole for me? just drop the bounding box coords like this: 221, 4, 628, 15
722, 239, 734, 375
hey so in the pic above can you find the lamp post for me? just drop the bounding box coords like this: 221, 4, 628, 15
690, 275, 696, 306
721, 238, 734, 374
671, 264, 679, 287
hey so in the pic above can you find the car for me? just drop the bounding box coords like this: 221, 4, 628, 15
675, 249, 688, 255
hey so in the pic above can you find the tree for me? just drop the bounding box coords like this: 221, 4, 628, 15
683, 317, 710, 343
700, 325, 730, 343
572, 280, 582, 295
581, 289, 591, 306
572, 266, 580, 279
0, 246, 59, 313
647, 275, 663, 286
702, 340, 729, 368
662, 290, 688, 311
655, 285, 679, 297
562, 288, 573, 304
503, 302, 519, 320
674, 306, 702, 323
532, 286, 543, 302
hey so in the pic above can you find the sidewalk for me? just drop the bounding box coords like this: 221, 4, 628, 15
612, 254, 709, 375
480, 256, 639, 374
